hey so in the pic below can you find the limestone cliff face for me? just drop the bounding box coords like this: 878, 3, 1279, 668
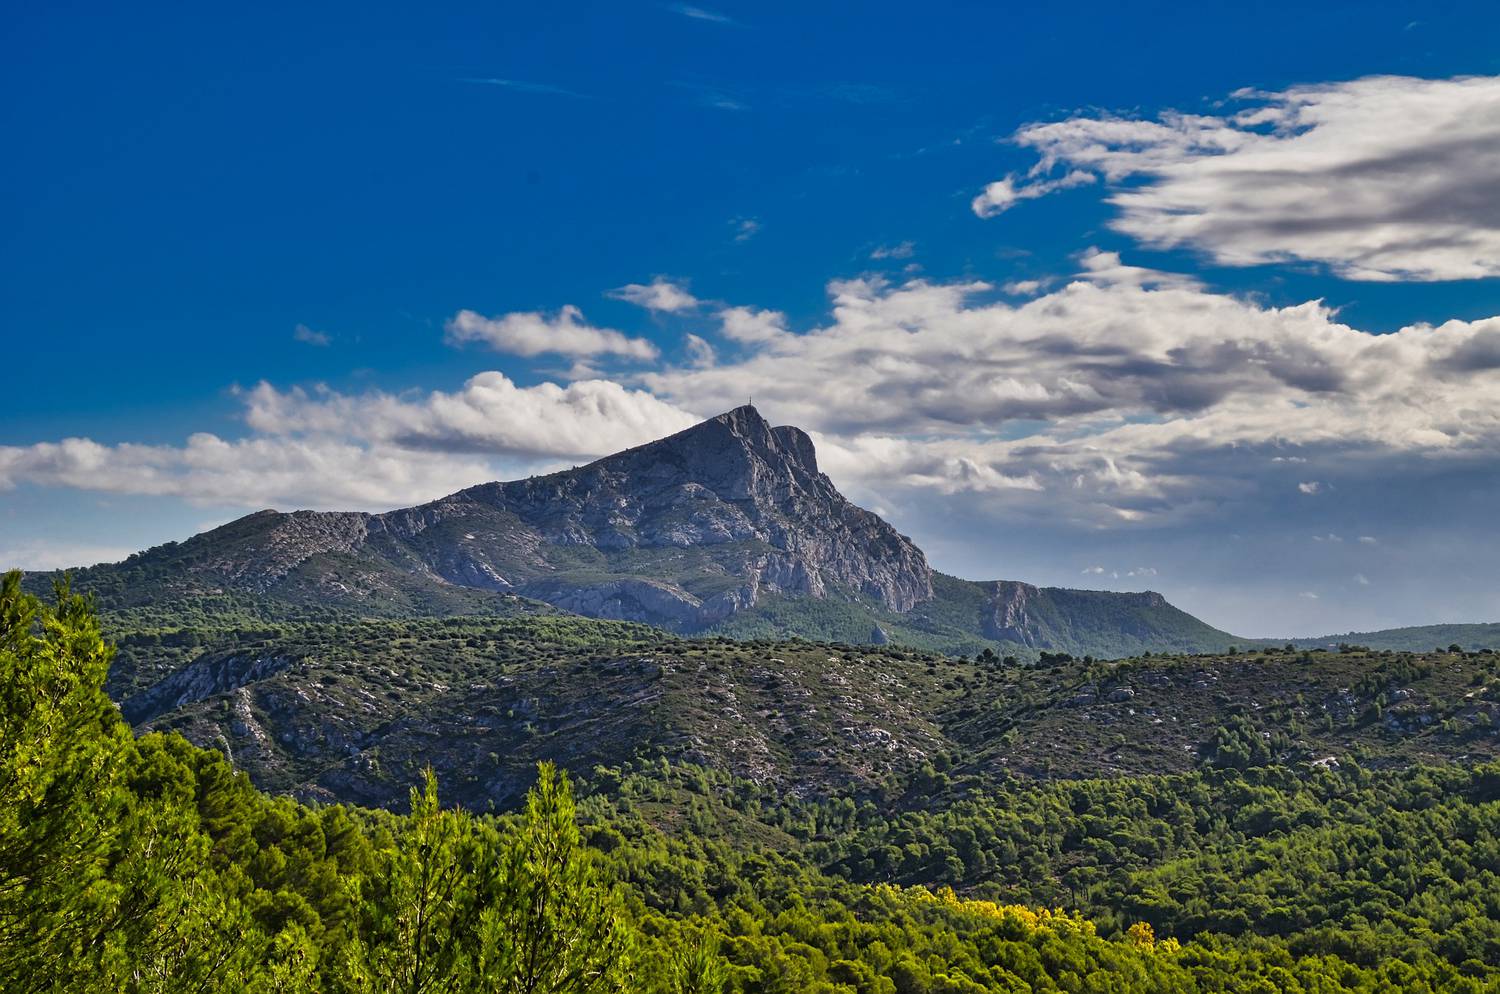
456, 406, 935, 617
982, 581, 1045, 646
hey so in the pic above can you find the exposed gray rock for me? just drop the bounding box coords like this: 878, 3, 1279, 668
125, 652, 294, 724
469, 406, 934, 614
982, 581, 1046, 645
527, 577, 705, 625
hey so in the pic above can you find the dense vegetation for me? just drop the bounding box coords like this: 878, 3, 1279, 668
6, 570, 1500, 992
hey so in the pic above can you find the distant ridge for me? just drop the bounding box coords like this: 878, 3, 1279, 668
1280, 622, 1500, 652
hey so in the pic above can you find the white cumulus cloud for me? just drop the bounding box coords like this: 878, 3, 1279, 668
445, 305, 658, 359
0, 375, 699, 510
636, 253, 1500, 526
608, 278, 700, 314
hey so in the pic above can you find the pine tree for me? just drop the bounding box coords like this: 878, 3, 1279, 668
475, 763, 633, 993
344, 768, 480, 994
0, 572, 133, 990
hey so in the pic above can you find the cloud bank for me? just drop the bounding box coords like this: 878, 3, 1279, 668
7, 253, 1500, 531
640, 253, 1500, 525
982, 74, 1500, 281
0, 376, 697, 509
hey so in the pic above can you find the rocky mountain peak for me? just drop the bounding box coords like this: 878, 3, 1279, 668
708, 402, 775, 439
693, 404, 818, 471
577, 404, 821, 503
458, 406, 934, 617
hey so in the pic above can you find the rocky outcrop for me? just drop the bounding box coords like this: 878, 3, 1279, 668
522, 577, 707, 625
982, 581, 1047, 646
464, 406, 935, 615
123, 651, 295, 724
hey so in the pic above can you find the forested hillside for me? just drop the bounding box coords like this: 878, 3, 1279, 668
105, 605, 1500, 810
5, 570, 1500, 992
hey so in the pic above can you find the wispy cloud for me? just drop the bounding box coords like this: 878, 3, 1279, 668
1080, 565, 1157, 579
293, 323, 331, 347
608, 277, 700, 314
0, 539, 139, 572
871, 241, 915, 260
731, 217, 761, 242
684, 334, 717, 368
669, 81, 750, 111
988, 74, 1500, 281
971, 170, 1095, 219
669, 4, 737, 25
445, 305, 658, 359
459, 77, 590, 99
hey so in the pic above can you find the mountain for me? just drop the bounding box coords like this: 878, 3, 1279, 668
42, 405, 1240, 659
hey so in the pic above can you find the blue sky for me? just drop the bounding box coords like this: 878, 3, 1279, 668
5, 0, 1500, 636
